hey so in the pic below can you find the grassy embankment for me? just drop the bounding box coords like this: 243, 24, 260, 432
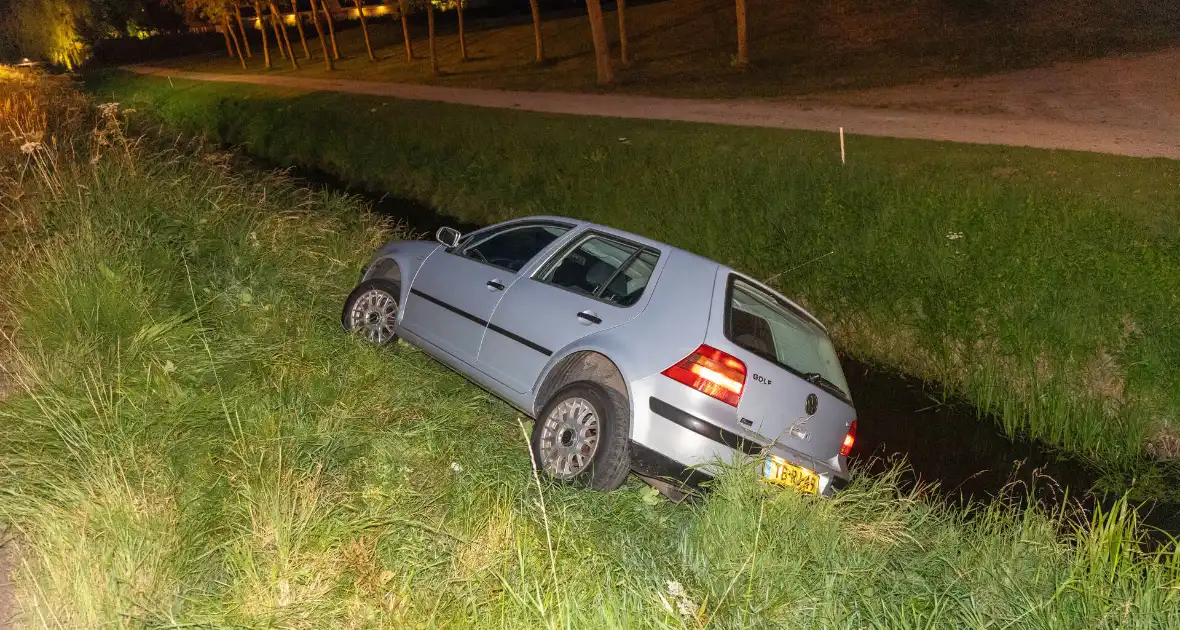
92, 71, 1180, 467
156, 0, 1180, 97
2, 66, 1180, 630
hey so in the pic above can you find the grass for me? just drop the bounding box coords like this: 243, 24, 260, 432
3, 68, 1180, 629
150, 0, 1180, 98
89, 71, 1180, 465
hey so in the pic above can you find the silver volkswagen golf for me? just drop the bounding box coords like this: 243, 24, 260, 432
343, 217, 857, 496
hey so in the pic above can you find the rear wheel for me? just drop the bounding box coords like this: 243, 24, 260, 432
342, 278, 401, 345
531, 382, 630, 491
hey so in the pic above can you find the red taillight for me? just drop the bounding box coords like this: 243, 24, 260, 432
661, 344, 747, 406
840, 419, 857, 456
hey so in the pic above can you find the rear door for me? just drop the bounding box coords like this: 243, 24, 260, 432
477, 232, 663, 394
400, 221, 572, 365
709, 274, 855, 462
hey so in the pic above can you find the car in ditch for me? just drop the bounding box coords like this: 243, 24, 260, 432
342, 216, 857, 496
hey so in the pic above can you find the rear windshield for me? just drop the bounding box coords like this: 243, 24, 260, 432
725, 276, 850, 400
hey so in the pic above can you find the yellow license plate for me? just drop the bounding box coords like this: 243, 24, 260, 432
762, 456, 819, 494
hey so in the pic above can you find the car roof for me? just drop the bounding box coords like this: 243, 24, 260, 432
506, 215, 829, 331
503, 215, 698, 259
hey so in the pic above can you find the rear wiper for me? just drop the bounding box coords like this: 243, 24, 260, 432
803, 372, 846, 397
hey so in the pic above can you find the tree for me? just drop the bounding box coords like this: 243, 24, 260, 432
233, 4, 251, 57
455, 0, 465, 62
290, 0, 309, 58
426, 0, 437, 74
171, 0, 247, 69
616, 0, 627, 66
316, 0, 338, 60
0, 0, 88, 69
92, 0, 179, 37
426, 0, 462, 66
220, 17, 234, 56
253, 0, 272, 68
734, 0, 747, 68
527, 0, 542, 63
352, 0, 374, 60
308, 0, 332, 69
397, 0, 411, 60
2, 0, 185, 70
379, 0, 409, 60
584, 0, 611, 84
265, 0, 284, 58
222, 14, 247, 68
268, 0, 298, 67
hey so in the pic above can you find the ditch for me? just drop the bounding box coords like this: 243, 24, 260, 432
283, 163, 1180, 545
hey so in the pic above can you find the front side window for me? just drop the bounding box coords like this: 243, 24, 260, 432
726, 277, 850, 399
537, 234, 659, 307
459, 223, 570, 272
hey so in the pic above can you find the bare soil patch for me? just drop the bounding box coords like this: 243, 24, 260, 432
798, 47, 1180, 149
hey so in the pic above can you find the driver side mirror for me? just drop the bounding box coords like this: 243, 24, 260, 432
436, 226, 461, 248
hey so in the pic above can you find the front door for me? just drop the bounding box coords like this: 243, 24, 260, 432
400, 221, 572, 365
478, 232, 663, 393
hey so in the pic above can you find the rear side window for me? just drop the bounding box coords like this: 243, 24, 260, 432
537, 234, 660, 307
726, 277, 850, 399
458, 223, 570, 272
602, 250, 658, 306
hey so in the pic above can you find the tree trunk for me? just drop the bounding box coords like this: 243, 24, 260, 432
353, 0, 375, 60
398, 0, 413, 61
318, 0, 339, 60
456, 0, 467, 62
310, 7, 334, 70
734, 0, 748, 68
617, 0, 628, 66
291, 0, 311, 59
584, 0, 612, 84
222, 24, 234, 57
225, 16, 248, 68
427, 2, 438, 74
234, 5, 252, 57
270, 0, 300, 68
255, 1, 273, 68
528, 0, 543, 63
269, 3, 286, 58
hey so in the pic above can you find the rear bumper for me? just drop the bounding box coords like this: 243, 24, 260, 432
632, 393, 850, 497
630, 441, 713, 488
631, 441, 849, 495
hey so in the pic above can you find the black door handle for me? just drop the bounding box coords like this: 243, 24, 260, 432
577, 311, 602, 324
486, 280, 506, 291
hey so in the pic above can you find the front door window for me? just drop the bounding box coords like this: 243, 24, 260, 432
458, 224, 570, 272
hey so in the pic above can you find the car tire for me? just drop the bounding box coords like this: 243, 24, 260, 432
341, 278, 401, 346
531, 382, 631, 491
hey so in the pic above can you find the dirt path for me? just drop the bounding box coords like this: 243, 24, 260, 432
127, 58, 1180, 160
798, 47, 1180, 151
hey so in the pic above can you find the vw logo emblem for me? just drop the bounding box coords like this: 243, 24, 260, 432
805, 393, 818, 415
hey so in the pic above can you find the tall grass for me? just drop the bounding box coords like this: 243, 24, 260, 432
0, 68, 91, 236
89, 72, 1180, 464
1, 71, 1179, 628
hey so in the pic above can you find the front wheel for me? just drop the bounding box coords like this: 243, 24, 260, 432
342, 278, 401, 345
531, 382, 630, 491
